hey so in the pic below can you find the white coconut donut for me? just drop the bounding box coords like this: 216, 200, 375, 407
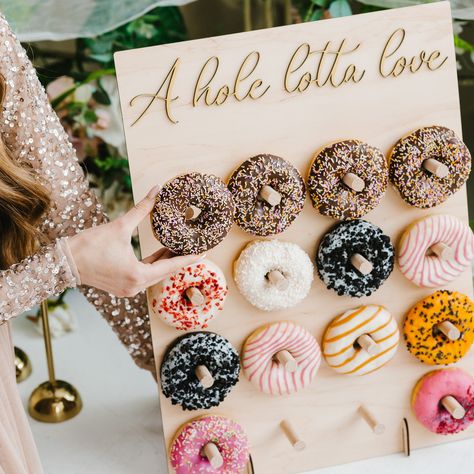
233, 240, 313, 311
398, 215, 474, 288
242, 321, 321, 395
149, 259, 227, 331
322, 305, 399, 376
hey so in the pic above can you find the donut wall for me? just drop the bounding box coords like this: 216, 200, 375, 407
114, 2, 474, 472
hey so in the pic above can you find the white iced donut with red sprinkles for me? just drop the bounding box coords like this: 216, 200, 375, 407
149, 260, 227, 331
242, 321, 321, 395
398, 215, 474, 288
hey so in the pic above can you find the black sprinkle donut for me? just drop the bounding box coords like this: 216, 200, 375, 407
307, 140, 388, 220
317, 220, 394, 297
389, 126, 471, 208
227, 154, 305, 236
160, 332, 240, 411
151, 173, 235, 255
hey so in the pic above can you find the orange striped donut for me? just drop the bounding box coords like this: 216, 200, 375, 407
322, 305, 400, 376
242, 321, 321, 395
398, 215, 474, 288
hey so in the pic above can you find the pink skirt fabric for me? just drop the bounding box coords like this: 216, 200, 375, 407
0, 323, 43, 474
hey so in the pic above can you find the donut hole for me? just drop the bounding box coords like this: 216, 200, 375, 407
432, 322, 462, 341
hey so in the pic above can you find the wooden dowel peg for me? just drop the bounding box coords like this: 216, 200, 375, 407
259, 185, 282, 207
441, 395, 466, 420
274, 350, 297, 372
343, 172, 365, 192
185, 205, 202, 221
423, 158, 449, 178
430, 242, 454, 260
351, 254, 373, 275
195, 365, 214, 389
358, 406, 385, 435
436, 321, 461, 341
356, 334, 379, 356
402, 418, 411, 457
185, 287, 205, 307
266, 270, 289, 290
280, 420, 306, 451
202, 442, 223, 468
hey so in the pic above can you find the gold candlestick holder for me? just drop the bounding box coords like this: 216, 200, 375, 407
15, 346, 32, 383
28, 300, 82, 423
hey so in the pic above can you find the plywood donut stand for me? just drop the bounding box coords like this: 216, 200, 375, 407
114, 3, 474, 472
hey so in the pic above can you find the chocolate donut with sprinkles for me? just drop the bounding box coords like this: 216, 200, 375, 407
149, 260, 227, 331
404, 290, 474, 365
227, 154, 305, 236
389, 126, 471, 208
307, 140, 388, 220
151, 172, 235, 255
317, 220, 394, 297
160, 332, 240, 411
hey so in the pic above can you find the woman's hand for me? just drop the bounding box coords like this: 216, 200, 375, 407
67, 185, 204, 297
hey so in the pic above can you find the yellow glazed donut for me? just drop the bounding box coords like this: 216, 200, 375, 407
322, 305, 399, 376
404, 290, 474, 365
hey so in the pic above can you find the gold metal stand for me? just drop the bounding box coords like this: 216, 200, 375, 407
28, 300, 82, 423
14, 347, 32, 383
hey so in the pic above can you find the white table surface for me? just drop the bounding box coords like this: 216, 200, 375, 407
12, 289, 474, 474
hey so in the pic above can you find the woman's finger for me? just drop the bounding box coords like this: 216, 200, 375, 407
118, 184, 160, 233
143, 253, 205, 282
141, 247, 169, 265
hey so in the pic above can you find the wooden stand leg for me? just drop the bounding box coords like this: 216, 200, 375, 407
441, 395, 466, 419
358, 406, 385, 435
436, 321, 461, 341
202, 442, 223, 468
423, 158, 449, 178
274, 350, 297, 372
350, 254, 373, 275
185, 205, 202, 220
429, 242, 454, 260
259, 185, 282, 206
185, 287, 205, 307
266, 270, 289, 290
195, 365, 214, 389
343, 172, 365, 192
280, 420, 306, 451
356, 334, 379, 356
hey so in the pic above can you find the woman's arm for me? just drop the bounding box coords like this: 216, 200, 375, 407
0, 13, 193, 373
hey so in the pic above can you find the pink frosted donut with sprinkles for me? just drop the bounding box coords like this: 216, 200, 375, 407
169, 415, 249, 474
398, 215, 474, 288
149, 260, 227, 331
242, 321, 321, 396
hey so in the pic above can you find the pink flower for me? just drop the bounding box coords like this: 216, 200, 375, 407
92, 108, 110, 130
46, 75, 74, 101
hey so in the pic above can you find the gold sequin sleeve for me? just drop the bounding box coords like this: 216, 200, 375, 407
0, 13, 155, 372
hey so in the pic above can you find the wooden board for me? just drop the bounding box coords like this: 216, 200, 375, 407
114, 3, 474, 472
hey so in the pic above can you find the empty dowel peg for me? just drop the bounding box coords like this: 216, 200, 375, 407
358, 406, 385, 435
185, 205, 202, 221
280, 420, 306, 451
351, 254, 373, 275
259, 185, 282, 207
423, 158, 449, 178
402, 418, 411, 457
266, 270, 289, 290
436, 321, 461, 341
202, 442, 223, 468
441, 395, 466, 420
195, 365, 214, 389
430, 242, 454, 261
343, 172, 365, 192
356, 334, 379, 356
185, 287, 205, 307
274, 350, 297, 372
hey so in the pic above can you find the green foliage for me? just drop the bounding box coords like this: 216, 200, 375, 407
77, 7, 186, 68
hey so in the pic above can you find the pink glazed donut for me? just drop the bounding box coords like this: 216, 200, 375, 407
169, 415, 249, 474
412, 368, 474, 435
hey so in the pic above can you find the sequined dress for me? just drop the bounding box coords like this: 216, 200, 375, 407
0, 13, 154, 473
